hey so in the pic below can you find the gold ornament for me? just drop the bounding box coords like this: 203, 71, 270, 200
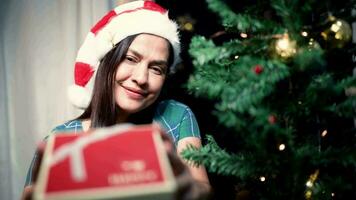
321, 15, 352, 49
305, 169, 320, 200
270, 33, 298, 61
177, 14, 196, 32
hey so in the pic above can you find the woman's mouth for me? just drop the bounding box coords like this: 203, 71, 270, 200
121, 85, 147, 99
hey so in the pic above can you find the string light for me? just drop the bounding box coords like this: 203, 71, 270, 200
307, 38, 321, 51
270, 33, 297, 60
305, 180, 313, 188
301, 31, 308, 37
278, 144, 286, 151
240, 33, 248, 38
308, 38, 315, 46
259, 176, 266, 182
321, 130, 328, 137
304, 170, 320, 199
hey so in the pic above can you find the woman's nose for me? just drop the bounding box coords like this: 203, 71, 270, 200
131, 64, 148, 86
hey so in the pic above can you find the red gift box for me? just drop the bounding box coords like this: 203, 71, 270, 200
34, 124, 177, 200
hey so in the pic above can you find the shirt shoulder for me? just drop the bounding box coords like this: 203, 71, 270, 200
51, 120, 83, 134
154, 99, 200, 143
155, 99, 190, 117
24, 119, 83, 187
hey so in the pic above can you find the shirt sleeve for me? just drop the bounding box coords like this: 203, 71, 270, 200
24, 133, 52, 186
178, 106, 201, 140
24, 150, 39, 187
24, 121, 83, 187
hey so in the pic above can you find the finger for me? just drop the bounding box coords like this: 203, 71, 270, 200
21, 186, 34, 200
152, 123, 173, 142
167, 151, 187, 176
152, 122, 164, 133
175, 168, 198, 200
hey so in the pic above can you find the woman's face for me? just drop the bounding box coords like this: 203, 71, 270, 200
114, 34, 169, 116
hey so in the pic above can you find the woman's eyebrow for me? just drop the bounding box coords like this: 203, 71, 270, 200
128, 49, 168, 67
127, 49, 142, 58
150, 60, 168, 67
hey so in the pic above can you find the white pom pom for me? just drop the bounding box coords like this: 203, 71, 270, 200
67, 85, 91, 109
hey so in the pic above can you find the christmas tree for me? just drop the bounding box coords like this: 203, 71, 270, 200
182, 0, 356, 199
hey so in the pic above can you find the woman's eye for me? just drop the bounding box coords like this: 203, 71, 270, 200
125, 56, 137, 63
150, 66, 164, 75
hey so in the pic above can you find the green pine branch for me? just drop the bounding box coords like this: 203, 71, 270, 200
186, 0, 356, 198
181, 135, 257, 179
206, 0, 283, 33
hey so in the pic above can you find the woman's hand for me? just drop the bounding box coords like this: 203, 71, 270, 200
153, 123, 212, 200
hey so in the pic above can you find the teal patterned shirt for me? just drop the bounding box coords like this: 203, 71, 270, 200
25, 99, 200, 186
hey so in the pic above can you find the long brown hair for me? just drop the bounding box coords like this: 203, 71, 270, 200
76, 34, 174, 128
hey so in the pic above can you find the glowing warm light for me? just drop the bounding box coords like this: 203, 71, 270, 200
321, 130, 328, 137
331, 193, 335, 197
308, 38, 315, 45
274, 35, 297, 58
278, 144, 286, 151
240, 33, 248, 38
276, 38, 290, 49
301, 31, 308, 37
234, 55, 240, 59
306, 180, 313, 188
260, 176, 266, 182
331, 21, 342, 32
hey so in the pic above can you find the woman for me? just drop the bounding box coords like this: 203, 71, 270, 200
23, 1, 211, 199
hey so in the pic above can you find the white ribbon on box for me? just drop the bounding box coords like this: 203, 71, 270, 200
48, 124, 133, 182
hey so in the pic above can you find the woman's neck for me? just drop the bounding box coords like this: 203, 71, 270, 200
82, 119, 91, 132
117, 113, 129, 123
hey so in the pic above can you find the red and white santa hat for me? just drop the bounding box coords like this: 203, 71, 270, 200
68, 0, 180, 108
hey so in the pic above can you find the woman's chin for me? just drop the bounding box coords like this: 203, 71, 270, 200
118, 103, 148, 115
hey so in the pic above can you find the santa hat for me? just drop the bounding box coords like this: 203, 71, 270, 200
68, 0, 180, 109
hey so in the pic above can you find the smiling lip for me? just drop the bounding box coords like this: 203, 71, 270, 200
121, 85, 147, 99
